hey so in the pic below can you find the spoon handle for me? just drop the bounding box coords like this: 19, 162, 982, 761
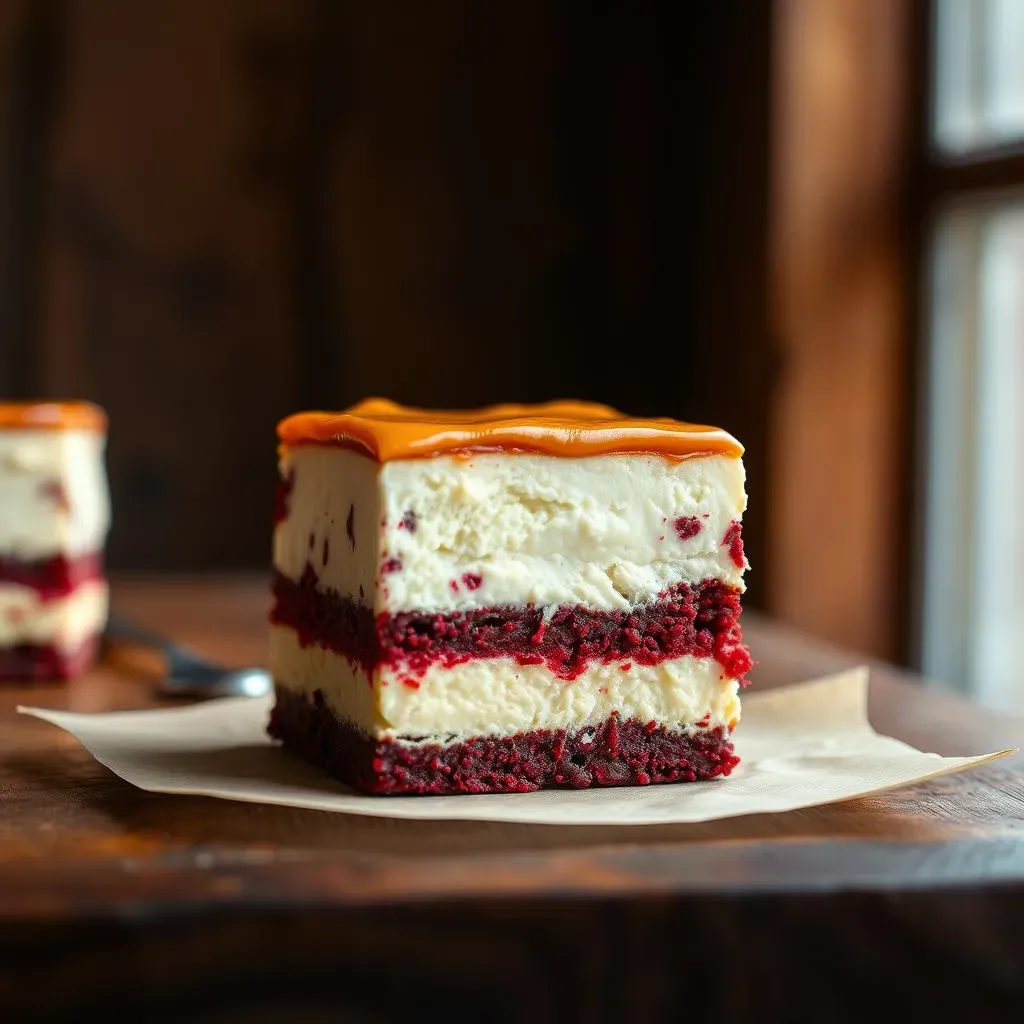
105, 613, 174, 651
104, 613, 218, 671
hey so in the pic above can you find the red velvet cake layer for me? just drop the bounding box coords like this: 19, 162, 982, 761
0, 551, 103, 600
268, 685, 740, 795
272, 566, 378, 675
270, 567, 751, 681
0, 634, 100, 682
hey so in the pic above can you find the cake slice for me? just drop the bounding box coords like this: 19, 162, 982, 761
0, 402, 111, 680
268, 398, 751, 795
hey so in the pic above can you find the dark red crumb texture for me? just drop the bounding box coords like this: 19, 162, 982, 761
673, 516, 702, 541
273, 566, 377, 675
0, 635, 100, 683
268, 685, 740, 795
271, 567, 751, 681
0, 552, 103, 601
723, 520, 746, 569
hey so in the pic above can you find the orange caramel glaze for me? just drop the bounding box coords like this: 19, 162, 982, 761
277, 398, 743, 462
0, 401, 107, 432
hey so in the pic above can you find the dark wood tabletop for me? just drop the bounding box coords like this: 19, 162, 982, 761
2, 577, 1024, 1022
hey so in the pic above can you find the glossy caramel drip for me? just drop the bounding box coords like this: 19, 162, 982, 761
0, 401, 107, 433
277, 398, 743, 461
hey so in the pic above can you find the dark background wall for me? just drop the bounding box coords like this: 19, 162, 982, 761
0, 0, 773, 609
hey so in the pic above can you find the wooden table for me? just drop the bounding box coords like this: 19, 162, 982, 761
2, 577, 1024, 1021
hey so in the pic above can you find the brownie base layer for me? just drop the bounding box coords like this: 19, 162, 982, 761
268, 685, 741, 796
0, 634, 99, 682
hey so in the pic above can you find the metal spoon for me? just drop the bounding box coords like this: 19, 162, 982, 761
104, 613, 272, 700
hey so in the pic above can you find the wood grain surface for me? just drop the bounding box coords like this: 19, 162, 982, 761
2, 576, 1024, 1020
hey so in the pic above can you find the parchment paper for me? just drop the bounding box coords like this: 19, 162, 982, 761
19, 666, 1015, 825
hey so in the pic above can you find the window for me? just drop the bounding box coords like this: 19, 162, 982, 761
934, 0, 1024, 153
919, 0, 1024, 712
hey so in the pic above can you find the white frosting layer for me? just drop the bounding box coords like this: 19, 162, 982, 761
0, 430, 111, 560
270, 624, 740, 742
0, 580, 109, 650
274, 447, 746, 613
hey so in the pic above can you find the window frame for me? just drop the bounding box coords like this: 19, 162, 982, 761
909, 0, 1024, 692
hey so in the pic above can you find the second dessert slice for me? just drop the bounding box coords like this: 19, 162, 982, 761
0, 402, 111, 680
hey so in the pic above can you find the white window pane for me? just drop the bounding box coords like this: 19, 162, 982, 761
921, 203, 1024, 713
934, 0, 1024, 152
988, 0, 1024, 138
920, 214, 980, 693
934, 0, 984, 152
971, 210, 1024, 703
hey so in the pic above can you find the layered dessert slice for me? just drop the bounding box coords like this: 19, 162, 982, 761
0, 402, 111, 680
268, 398, 751, 795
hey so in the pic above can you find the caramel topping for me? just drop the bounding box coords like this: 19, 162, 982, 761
277, 398, 742, 461
0, 401, 107, 433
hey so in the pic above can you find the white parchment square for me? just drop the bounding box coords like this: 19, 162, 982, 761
18, 666, 1015, 825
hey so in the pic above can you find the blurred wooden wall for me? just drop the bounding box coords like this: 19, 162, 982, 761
0, 1, 773, 608
770, 0, 918, 661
